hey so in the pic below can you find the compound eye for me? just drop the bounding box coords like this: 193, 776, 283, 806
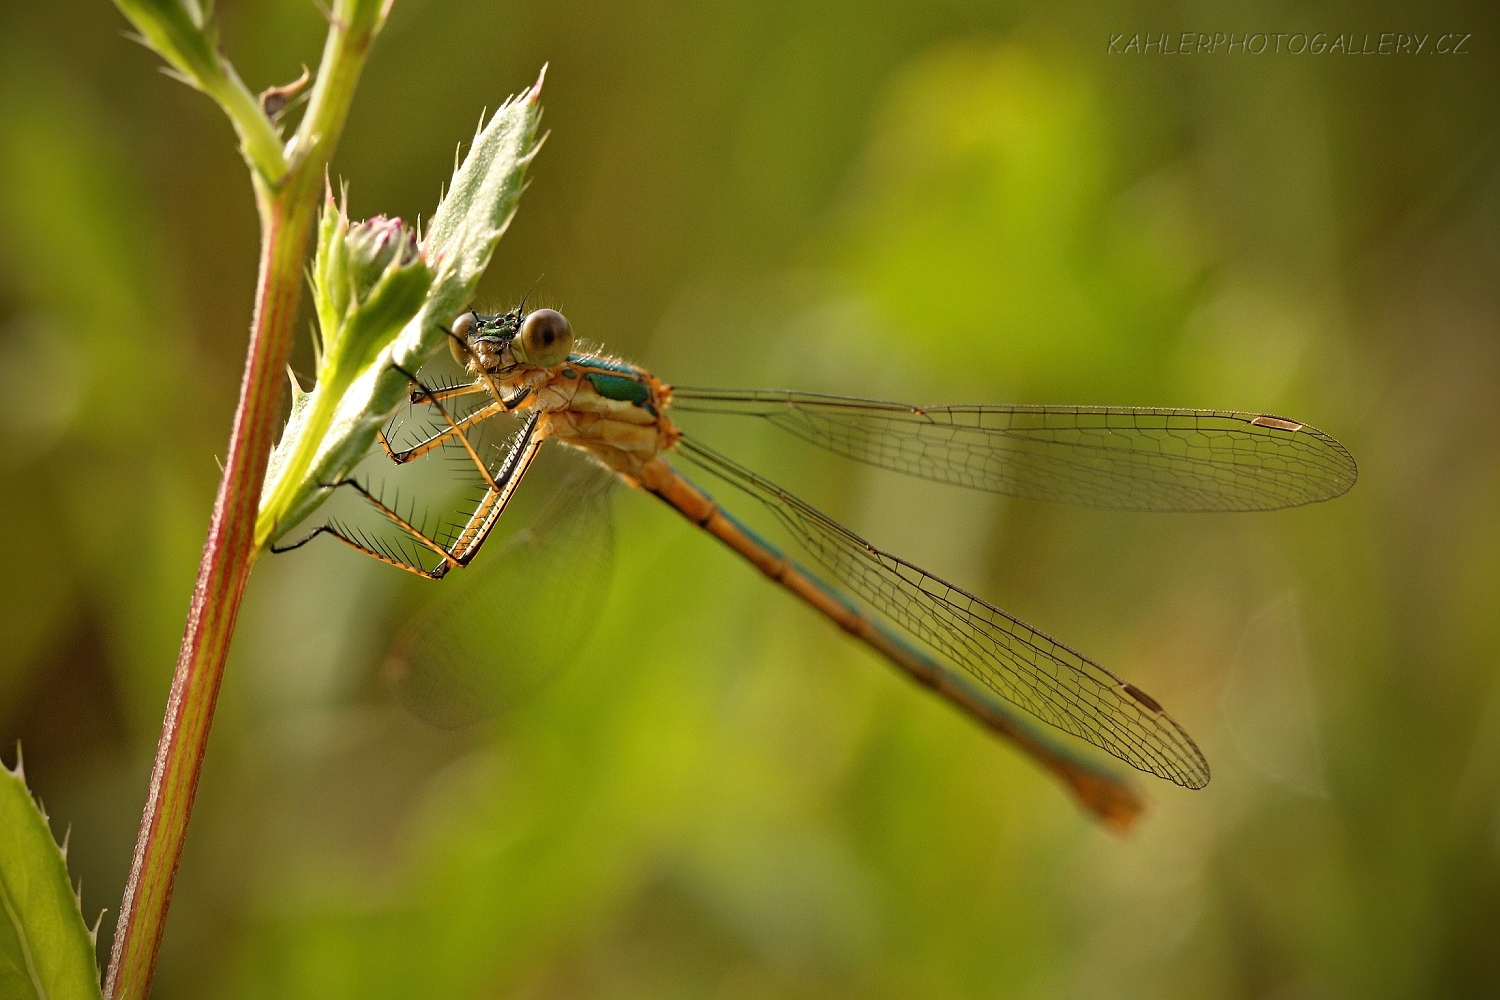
517, 309, 572, 368
448, 311, 477, 366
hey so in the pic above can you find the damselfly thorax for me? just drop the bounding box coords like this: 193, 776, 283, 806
445, 306, 681, 482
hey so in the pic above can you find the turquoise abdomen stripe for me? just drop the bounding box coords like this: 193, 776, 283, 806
714, 507, 865, 619
716, 507, 785, 562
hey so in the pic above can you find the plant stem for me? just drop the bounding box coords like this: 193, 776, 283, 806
104, 5, 386, 995
103, 185, 312, 1000
205, 63, 289, 184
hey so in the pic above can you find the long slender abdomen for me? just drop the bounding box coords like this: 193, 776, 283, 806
634, 457, 1145, 830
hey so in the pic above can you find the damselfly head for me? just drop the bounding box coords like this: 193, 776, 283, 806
446, 304, 571, 372
448, 307, 523, 370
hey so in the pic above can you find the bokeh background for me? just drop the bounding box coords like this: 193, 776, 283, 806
3, 0, 1499, 996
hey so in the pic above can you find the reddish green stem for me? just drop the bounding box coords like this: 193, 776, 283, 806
104, 4, 386, 995
103, 186, 315, 1000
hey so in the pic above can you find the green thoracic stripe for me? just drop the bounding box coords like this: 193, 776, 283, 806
586, 371, 651, 405
572, 354, 641, 375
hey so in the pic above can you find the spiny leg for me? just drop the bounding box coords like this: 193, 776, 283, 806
381, 398, 507, 464
384, 364, 551, 576
269, 481, 459, 579
401, 377, 533, 416
442, 410, 547, 576
379, 364, 506, 495
275, 353, 546, 577
272, 409, 549, 580
408, 382, 487, 406
379, 366, 482, 465
381, 362, 534, 475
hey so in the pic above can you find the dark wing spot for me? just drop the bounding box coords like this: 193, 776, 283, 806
1251, 415, 1303, 431
1122, 683, 1163, 713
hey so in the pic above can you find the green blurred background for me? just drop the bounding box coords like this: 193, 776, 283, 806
2, 0, 1499, 996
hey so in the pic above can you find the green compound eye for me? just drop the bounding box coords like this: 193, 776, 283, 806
448, 310, 477, 366
516, 308, 572, 368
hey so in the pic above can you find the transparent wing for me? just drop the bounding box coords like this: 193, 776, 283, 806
672, 388, 1356, 512
677, 435, 1210, 788
384, 459, 615, 728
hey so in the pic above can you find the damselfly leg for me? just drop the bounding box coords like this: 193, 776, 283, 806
272, 367, 545, 580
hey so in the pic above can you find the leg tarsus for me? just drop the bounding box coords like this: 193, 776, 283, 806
269, 527, 329, 555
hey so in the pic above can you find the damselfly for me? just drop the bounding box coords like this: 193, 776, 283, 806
274, 304, 1356, 826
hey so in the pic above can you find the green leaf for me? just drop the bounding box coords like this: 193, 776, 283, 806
112, 0, 221, 90
0, 753, 104, 1000
329, 256, 434, 383
256, 68, 546, 546
312, 189, 353, 353
419, 65, 548, 323
111, 0, 288, 182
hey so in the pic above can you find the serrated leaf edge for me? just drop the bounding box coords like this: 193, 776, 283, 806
2, 746, 104, 999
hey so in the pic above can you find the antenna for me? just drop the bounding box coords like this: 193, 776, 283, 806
517, 274, 545, 314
